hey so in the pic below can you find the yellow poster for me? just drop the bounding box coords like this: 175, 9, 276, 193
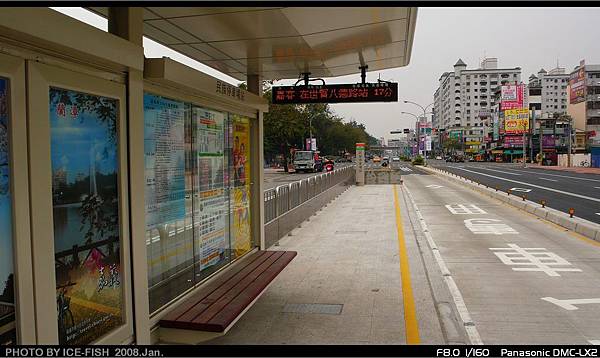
231, 115, 252, 258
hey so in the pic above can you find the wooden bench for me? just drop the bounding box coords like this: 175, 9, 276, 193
158, 250, 296, 344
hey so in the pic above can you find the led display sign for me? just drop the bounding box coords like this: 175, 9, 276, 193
272, 83, 398, 104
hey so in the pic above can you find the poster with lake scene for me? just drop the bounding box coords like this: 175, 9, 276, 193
50, 87, 123, 345
0, 77, 16, 345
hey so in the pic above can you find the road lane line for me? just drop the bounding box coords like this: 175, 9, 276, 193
501, 167, 600, 183
401, 184, 483, 345
455, 167, 600, 203
479, 167, 522, 175
590, 340, 600, 345
392, 185, 420, 344
539, 177, 558, 182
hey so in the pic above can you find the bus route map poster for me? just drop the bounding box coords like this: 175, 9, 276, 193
50, 87, 123, 345
0, 77, 16, 345
231, 115, 251, 258
194, 107, 228, 271
143, 93, 186, 229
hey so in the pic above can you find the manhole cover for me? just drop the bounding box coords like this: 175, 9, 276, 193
282, 303, 343, 315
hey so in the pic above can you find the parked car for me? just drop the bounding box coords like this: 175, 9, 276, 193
373, 156, 381, 163
435, 155, 442, 160
392, 157, 400, 162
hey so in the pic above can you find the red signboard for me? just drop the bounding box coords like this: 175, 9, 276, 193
569, 66, 586, 104
500, 84, 525, 111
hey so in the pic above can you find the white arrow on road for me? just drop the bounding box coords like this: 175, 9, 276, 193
541, 297, 600, 310
426, 184, 444, 189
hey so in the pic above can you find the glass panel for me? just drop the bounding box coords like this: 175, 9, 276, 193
0, 77, 16, 345
49, 87, 123, 345
192, 107, 230, 282
230, 115, 252, 259
143, 93, 192, 314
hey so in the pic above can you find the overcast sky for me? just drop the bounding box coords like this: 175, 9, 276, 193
53, 7, 600, 141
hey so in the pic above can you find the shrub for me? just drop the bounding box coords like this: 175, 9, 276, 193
412, 155, 424, 166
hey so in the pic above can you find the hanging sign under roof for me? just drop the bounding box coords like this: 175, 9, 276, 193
271, 82, 398, 104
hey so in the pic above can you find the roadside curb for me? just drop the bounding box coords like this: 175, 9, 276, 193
421, 166, 600, 242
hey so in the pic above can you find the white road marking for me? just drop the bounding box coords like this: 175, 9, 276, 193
445, 204, 487, 215
426, 184, 444, 189
541, 297, 600, 310
403, 185, 483, 345
400, 167, 413, 172
539, 177, 558, 182
480, 167, 522, 175
596, 213, 600, 216
589, 340, 600, 345
465, 218, 519, 235
455, 167, 600, 203
510, 187, 532, 193
491, 244, 582, 277
502, 167, 600, 183
595, 187, 600, 189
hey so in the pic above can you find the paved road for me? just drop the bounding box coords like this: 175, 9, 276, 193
428, 160, 600, 224
264, 163, 352, 189
403, 168, 600, 344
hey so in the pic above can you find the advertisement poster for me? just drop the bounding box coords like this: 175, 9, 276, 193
194, 107, 228, 270
50, 88, 123, 345
143, 94, 186, 229
504, 109, 530, 134
569, 66, 586, 104
0, 78, 15, 345
500, 84, 524, 110
492, 112, 499, 140
231, 115, 251, 258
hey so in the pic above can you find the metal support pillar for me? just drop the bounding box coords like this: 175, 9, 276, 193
247, 73, 266, 251
359, 65, 368, 84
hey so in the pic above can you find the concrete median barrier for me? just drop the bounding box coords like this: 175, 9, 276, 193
422, 166, 600, 242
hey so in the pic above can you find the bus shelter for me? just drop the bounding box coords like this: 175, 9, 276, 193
0, 7, 416, 344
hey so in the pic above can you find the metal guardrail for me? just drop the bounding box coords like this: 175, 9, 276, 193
264, 166, 354, 223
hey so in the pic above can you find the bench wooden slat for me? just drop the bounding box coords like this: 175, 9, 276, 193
204, 251, 297, 331
160, 251, 268, 323
159, 250, 296, 333
189, 251, 286, 326
172, 251, 277, 324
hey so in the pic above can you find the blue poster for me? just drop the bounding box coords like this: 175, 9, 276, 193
0, 78, 15, 343
50, 87, 123, 345
143, 93, 186, 229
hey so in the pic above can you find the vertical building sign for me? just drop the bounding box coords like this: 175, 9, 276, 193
194, 107, 228, 270
231, 115, 252, 258
569, 64, 586, 104
355, 143, 365, 186
0, 78, 15, 345
49, 88, 123, 345
143, 94, 186, 229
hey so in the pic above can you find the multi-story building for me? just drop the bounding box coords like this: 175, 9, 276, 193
567, 62, 600, 146
434, 58, 521, 131
528, 67, 569, 118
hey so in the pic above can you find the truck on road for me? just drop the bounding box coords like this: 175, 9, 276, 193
293, 150, 323, 173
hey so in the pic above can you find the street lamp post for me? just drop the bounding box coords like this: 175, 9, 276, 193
404, 101, 434, 164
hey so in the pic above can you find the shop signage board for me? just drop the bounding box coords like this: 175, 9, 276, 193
272, 82, 398, 104
503, 135, 524, 147
143, 94, 186, 229
569, 64, 586, 104
504, 109, 530, 134
49, 87, 123, 345
0, 77, 15, 345
500, 84, 525, 110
